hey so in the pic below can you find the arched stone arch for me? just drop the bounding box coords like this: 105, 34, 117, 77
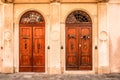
65, 10, 92, 70
63, 9, 93, 24
19, 10, 45, 72
66, 10, 92, 24
17, 9, 46, 27
19, 10, 45, 25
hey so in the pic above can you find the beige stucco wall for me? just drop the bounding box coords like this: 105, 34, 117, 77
0, 2, 13, 73
14, 0, 50, 3
0, 4, 4, 72
109, 0, 120, 3
61, 0, 97, 2
0, 0, 120, 74
98, 3, 110, 73
108, 2, 120, 73
14, 0, 97, 3
13, 2, 99, 74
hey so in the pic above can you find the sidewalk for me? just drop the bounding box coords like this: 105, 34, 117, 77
0, 73, 120, 80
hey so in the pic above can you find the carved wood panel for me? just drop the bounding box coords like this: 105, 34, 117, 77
66, 26, 79, 70
33, 27, 45, 72
19, 27, 32, 72
66, 24, 92, 70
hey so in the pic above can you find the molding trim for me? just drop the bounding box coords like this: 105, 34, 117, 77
1, 0, 13, 3
50, 0, 60, 3
98, 0, 109, 2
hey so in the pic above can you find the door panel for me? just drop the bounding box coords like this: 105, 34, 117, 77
79, 27, 92, 70
19, 27, 45, 72
19, 27, 32, 72
66, 25, 92, 70
33, 27, 45, 72
66, 27, 79, 70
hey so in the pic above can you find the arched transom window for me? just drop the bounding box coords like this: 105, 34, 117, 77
66, 10, 92, 24
20, 11, 44, 24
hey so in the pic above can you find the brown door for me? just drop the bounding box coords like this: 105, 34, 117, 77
19, 26, 45, 72
33, 27, 45, 72
19, 27, 32, 72
66, 24, 92, 70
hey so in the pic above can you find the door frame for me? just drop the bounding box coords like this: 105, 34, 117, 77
60, 10, 98, 74
19, 10, 45, 72
13, 9, 48, 73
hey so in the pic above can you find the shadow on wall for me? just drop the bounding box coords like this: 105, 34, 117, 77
110, 37, 120, 73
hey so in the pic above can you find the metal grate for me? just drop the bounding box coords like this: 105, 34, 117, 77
66, 10, 91, 23
20, 11, 44, 24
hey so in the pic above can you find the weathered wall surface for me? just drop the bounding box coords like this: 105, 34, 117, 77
98, 3, 110, 73
14, 0, 97, 3
0, 3, 13, 73
109, 0, 120, 3
0, 0, 120, 74
108, 0, 120, 73
14, 0, 49, 3
0, 3, 4, 72
61, 0, 97, 2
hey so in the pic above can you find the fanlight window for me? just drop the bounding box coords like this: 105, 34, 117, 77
20, 11, 44, 24
66, 10, 91, 24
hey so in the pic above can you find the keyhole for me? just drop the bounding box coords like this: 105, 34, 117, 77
38, 43, 40, 53
71, 43, 74, 50
38, 43, 40, 49
25, 43, 27, 49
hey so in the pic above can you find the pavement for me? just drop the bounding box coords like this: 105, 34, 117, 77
0, 73, 120, 80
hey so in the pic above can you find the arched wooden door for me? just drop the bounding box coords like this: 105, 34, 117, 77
66, 10, 92, 70
19, 11, 45, 72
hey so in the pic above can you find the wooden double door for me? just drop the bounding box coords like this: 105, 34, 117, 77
19, 26, 45, 72
66, 24, 92, 70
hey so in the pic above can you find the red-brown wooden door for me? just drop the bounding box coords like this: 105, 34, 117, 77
66, 24, 92, 70
19, 26, 45, 72
33, 27, 45, 72
19, 27, 32, 72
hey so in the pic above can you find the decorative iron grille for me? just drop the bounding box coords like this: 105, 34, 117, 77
20, 11, 44, 24
66, 10, 91, 24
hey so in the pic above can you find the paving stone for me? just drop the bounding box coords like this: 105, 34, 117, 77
0, 73, 120, 80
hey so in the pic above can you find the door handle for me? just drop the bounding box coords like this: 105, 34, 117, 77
38, 43, 40, 53
38, 43, 40, 49
24, 43, 27, 49
70, 43, 74, 50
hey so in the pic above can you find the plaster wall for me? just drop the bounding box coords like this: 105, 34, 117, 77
108, 3, 120, 73
0, 4, 4, 72
0, 3, 13, 73
61, 0, 97, 2
1, 0, 120, 74
14, 0, 97, 3
98, 3, 110, 73
14, 0, 49, 3
109, 0, 120, 3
